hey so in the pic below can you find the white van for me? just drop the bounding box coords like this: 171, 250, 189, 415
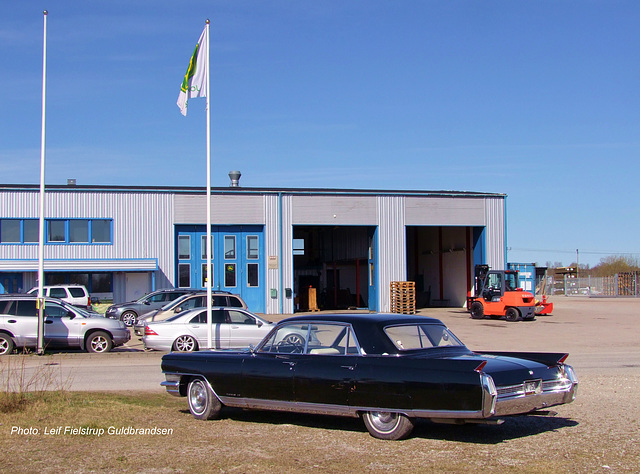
27, 284, 91, 310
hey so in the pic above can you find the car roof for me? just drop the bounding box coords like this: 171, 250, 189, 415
279, 313, 443, 326
276, 313, 448, 355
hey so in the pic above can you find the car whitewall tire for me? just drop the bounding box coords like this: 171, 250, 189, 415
362, 411, 414, 440
188, 378, 222, 420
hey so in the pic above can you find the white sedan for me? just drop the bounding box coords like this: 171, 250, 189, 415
142, 308, 274, 352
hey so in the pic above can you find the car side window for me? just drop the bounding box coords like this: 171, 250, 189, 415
189, 312, 207, 324
260, 324, 309, 354
307, 324, 358, 355
149, 294, 165, 303
44, 303, 69, 318
167, 293, 183, 301
16, 300, 38, 317
212, 295, 226, 306
227, 310, 254, 325
228, 297, 242, 308
49, 288, 67, 299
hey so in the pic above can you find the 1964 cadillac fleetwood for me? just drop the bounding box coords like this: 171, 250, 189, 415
161, 313, 578, 440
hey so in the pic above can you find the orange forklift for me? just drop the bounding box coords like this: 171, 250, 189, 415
467, 265, 536, 321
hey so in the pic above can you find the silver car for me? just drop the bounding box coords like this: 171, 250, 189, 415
142, 307, 272, 352
0, 295, 130, 355
105, 288, 198, 327
134, 291, 247, 336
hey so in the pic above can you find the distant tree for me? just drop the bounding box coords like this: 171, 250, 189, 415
591, 255, 640, 277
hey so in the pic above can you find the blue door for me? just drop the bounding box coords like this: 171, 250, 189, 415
176, 225, 264, 313
368, 228, 378, 311
0, 273, 23, 294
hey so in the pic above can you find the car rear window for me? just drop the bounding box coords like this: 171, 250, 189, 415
384, 324, 463, 351
68, 287, 86, 298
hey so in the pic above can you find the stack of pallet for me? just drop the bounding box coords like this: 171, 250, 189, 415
390, 281, 416, 314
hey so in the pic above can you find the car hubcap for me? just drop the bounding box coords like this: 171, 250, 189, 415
176, 336, 195, 351
122, 313, 136, 326
369, 412, 400, 433
91, 336, 108, 352
0, 340, 8, 354
189, 381, 206, 414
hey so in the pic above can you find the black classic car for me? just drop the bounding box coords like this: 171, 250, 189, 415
161, 313, 578, 440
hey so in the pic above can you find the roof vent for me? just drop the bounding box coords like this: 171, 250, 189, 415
67, 178, 76, 186
228, 170, 241, 187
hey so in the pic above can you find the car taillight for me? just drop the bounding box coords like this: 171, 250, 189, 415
87, 296, 91, 306
144, 327, 158, 336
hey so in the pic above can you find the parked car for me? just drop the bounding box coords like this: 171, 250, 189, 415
0, 295, 130, 355
105, 288, 198, 327
134, 291, 247, 336
27, 284, 91, 310
161, 313, 578, 440
143, 307, 273, 352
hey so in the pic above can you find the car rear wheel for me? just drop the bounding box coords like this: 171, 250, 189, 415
505, 307, 520, 322
470, 301, 484, 319
0, 333, 14, 355
362, 411, 414, 440
173, 335, 198, 352
188, 377, 222, 420
86, 331, 113, 353
121, 311, 137, 327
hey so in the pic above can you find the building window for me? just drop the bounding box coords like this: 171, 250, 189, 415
201, 263, 213, 288
247, 263, 259, 287
69, 220, 89, 243
179, 263, 191, 288
91, 220, 111, 243
201, 235, 213, 259
247, 235, 259, 259
225, 263, 236, 287
224, 235, 236, 259
178, 235, 191, 259
0, 219, 20, 243
24, 220, 39, 243
48, 220, 66, 242
91, 273, 112, 292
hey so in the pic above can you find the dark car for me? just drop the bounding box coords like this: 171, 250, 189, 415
161, 313, 578, 440
105, 289, 198, 327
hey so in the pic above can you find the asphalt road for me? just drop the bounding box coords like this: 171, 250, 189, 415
1, 296, 638, 392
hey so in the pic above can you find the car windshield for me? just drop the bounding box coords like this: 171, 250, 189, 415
384, 324, 464, 351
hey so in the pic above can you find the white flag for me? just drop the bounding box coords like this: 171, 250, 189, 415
177, 26, 208, 116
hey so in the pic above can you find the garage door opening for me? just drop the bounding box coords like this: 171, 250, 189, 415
406, 226, 479, 308
293, 226, 374, 311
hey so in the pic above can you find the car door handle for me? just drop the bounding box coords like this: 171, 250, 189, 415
282, 361, 296, 369
45, 320, 53, 324
341, 365, 355, 371
8, 319, 17, 324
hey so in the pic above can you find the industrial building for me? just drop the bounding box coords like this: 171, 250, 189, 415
0, 179, 506, 314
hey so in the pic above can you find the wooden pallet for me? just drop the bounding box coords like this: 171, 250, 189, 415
390, 281, 416, 314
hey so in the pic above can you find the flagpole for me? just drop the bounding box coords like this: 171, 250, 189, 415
205, 19, 213, 350
37, 10, 48, 356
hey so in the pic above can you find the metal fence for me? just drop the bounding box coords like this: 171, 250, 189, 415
551, 272, 640, 297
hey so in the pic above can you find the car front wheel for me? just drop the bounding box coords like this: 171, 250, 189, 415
362, 411, 414, 440
188, 377, 222, 420
86, 331, 113, 353
173, 335, 197, 352
121, 311, 137, 327
0, 333, 14, 355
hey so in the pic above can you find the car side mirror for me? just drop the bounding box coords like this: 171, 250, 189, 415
144, 301, 151, 305
175, 307, 182, 313
67, 312, 76, 319
257, 321, 263, 327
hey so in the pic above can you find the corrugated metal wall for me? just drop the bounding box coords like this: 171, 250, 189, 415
484, 196, 506, 270
376, 195, 406, 312
0, 190, 174, 289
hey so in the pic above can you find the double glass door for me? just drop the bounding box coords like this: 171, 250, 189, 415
176, 225, 264, 313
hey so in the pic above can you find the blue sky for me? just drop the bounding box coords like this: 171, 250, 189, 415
1, 1, 639, 268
